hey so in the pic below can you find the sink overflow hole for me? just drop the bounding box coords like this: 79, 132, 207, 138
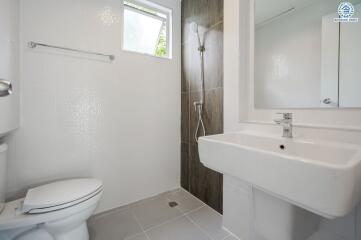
280, 145, 285, 150
168, 201, 178, 208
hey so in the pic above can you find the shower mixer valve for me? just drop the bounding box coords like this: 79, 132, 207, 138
193, 101, 205, 142
194, 101, 203, 109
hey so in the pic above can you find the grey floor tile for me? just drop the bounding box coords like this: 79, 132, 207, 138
146, 217, 211, 240
166, 189, 204, 213
307, 231, 346, 240
187, 206, 229, 240
88, 208, 142, 240
132, 193, 183, 230
224, 235, 239, 240
88, 205, 130, 224
125, 233, 149, 240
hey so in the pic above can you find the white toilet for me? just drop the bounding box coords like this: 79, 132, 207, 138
0, 143, 103, 240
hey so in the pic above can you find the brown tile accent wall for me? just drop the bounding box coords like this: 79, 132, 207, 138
181, 0, 223, 213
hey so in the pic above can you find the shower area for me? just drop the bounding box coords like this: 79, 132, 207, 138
181, 0, 224, 213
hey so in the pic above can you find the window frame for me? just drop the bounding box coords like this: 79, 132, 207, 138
122, 0, 172, 59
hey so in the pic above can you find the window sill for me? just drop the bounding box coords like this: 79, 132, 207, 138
121, 48, 172, 60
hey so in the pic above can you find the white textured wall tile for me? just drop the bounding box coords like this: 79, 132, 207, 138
6, 0, 181, 214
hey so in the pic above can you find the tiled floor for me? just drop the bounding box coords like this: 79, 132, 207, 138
88, 188, 237, 240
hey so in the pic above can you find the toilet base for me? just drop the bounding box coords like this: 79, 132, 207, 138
52, 223, 89, 240
43, 202, 96, 240
0, 186, 101, 240
0, 222, 90, 240
0, 198, 96, 240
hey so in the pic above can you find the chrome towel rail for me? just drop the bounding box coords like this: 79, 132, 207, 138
28, 41, 115, 61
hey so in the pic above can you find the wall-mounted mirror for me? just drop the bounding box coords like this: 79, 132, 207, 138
254, 0, 361, 109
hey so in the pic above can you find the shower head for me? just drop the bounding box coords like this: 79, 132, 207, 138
190, 22, 199, 34
190, 22, 202, 49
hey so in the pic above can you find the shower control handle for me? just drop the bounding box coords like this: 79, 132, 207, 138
193, 101, 203, 110
0, 80, 13, 97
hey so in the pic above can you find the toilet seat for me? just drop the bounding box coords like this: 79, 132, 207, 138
0, 178, 103, 232
22, 178, 102, 214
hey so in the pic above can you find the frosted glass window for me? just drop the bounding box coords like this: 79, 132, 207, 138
122, 0, 171, 58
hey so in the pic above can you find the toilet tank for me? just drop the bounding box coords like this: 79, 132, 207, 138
0, 143, 8, 213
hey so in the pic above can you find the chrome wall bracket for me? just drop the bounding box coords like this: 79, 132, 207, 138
0, 80, 12, 97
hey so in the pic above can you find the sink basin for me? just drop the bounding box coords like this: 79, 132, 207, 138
198, 131, 361, 219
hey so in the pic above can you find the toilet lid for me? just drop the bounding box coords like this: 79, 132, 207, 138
22, 178, 103, 214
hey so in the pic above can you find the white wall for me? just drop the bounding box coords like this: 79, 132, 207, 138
6, 0, 181, 214
339, 3, 361, 108
224, 0, 361, 239
0, 0, 20, 136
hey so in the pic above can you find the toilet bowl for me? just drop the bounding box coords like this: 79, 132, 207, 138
0, 178, 103, 240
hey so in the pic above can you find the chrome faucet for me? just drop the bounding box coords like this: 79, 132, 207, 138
274, 113, 293, 138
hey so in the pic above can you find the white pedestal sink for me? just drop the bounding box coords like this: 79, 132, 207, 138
198, 131, 361, 219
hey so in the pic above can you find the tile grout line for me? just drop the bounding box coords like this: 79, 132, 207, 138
92, 189, 227, 240
146, 213, 184, 232
139, 193, 207, 237
131, 211, 151, 240
143, 204, 205, 233
166, 192, 227, 240
170, 201, 216, 240
120, 190, 188, 240
179, 189, 208, 209
180, 187, 223, 217
124, 232, 148, 240
185, 213, 229, 240
116, 189, 204, 239
91, 191, 180, 222
182, 205, 205, 215
173, 190, 230, 240
222, 226, 242, 240
165, 191, 205, 215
